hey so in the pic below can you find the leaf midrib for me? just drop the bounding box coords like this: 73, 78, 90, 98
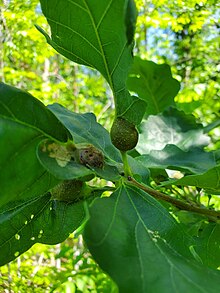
127, 187, 208, 293
83, 0, 114, 91
0, 114, 66, 143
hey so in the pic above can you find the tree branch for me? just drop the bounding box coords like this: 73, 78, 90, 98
127, 176, 220, 220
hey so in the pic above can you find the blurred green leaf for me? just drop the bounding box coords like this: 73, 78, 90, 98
125, 0, 137, 45
214, 149, 220, 163
127, 57, 180, 116
84, 185, 220, 292
0, 193, 86, 266
137, 144, 216, 174
38, 0, 147, 125
204, 120, 220, 133
0, 83, 70, 207
137, 107, 210, 154
176, 101, 202, 114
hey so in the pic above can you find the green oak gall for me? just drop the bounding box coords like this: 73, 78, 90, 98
51, 179, 91, 202
110, 117, 138, 151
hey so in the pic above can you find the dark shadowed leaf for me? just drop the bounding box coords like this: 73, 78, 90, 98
127, 57, 180, 116
137, 144, 216, 174
84, 185, 220, 292
0, 193, 86, 266
125, 0, 137, 45
0, 83, 70, 207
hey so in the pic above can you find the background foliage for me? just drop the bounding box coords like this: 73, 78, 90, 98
0, 0, 219, 291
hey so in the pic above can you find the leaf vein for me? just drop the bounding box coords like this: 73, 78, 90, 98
110, 42, 127, 77
46, 17, 102, 56
135, 220, 145, 293
91, 187, 122, 246
96, 0, 113, 29
67, 0, 87, 12
0, 194, 50, 249
83, 0, 113, 89
126, 186, 208, 292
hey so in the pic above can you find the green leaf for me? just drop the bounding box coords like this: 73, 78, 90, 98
116, 92, 147, 125
0, 193, 86, 266
37, 138, 120, 182
176, 101, 202, 114
84, 185, 220, 292
0, 83, 70, 207
38, 105, 122, 181
38, 0, 132, 85
38, 0, 146, 125
149, 168, 168, 184
196, 223, 220, 269
137, 107, 210, 154
214, 149, 220, 163
125, 0, 137, 45
48, 103, 121, 163
162, 165, 220, 193
37, 139, 95, 181
127, 57, 180, 116
137, 145, 216, 174
128, 156, 150, 184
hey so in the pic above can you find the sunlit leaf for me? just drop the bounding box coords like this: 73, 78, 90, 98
127, 57, 180, 116
38, 0, 147, 125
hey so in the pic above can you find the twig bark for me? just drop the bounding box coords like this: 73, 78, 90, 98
127, 176, 220, 220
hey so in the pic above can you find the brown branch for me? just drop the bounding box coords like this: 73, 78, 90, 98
127, 176, 220, 220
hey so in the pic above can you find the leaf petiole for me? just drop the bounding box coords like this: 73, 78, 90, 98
121, 151, 132, 177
